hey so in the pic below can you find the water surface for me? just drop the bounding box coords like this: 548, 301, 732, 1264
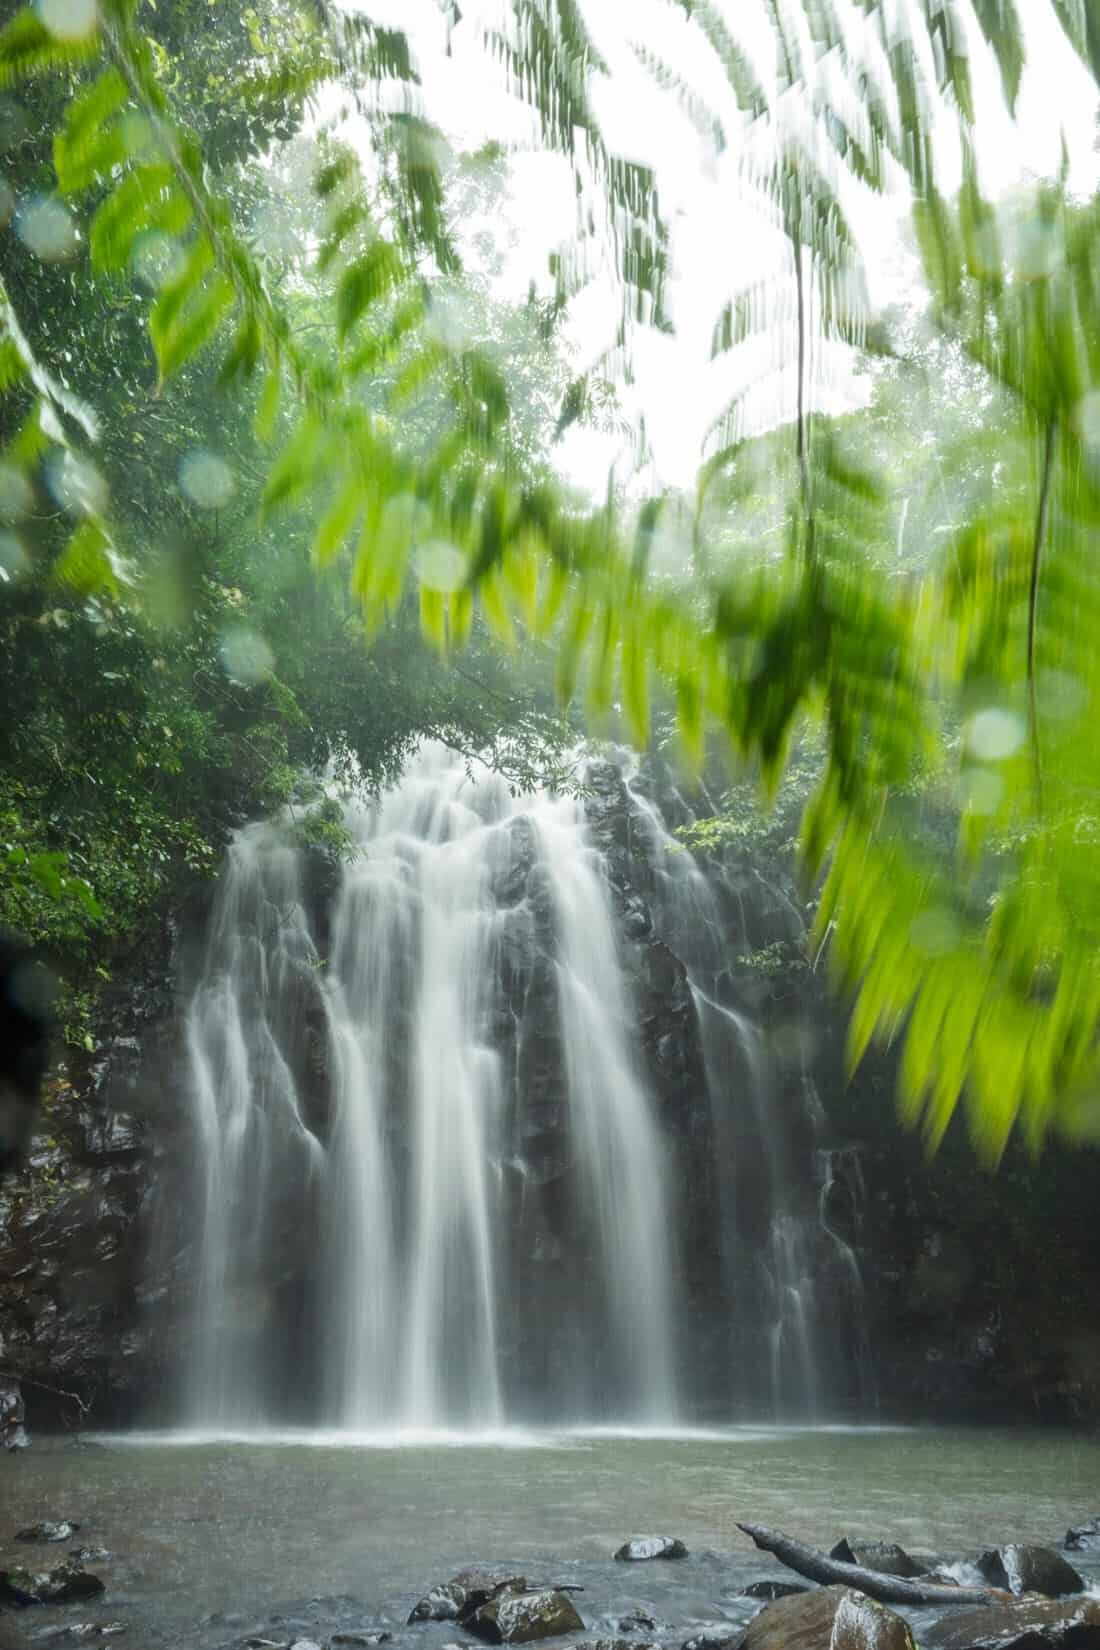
2, 1427, 1098, 1648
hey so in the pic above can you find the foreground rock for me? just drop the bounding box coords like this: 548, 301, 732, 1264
16, 1521, 81, 1544
975, 1546, 1085, 1597
741, 1586, 915, 1650
0, 1562, 105, 1606
829, 1541, 923, 1579
614, 1538, 688, 1562
924, 1596, 1100, 1649
467, 1589, 585, 1644
1064, 1517, 1100, 1553
738, 1524, 1000, 1606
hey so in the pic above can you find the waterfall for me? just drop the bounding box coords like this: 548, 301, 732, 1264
184, 745, 678, 1431
180, 742, 871, 1432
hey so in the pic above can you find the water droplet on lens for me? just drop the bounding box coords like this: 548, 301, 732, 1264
0, 531, 27, 581
46, 451, 107, 518
959, 767, 1004, 815
909, 907, 961, 958
965, 707, 1025, 763
0, 464, 32, 521
219, 625, 274, 685
415, 540, 465, 592
35, 0, 98, 41
179, 451, 236, 511
15, 196, 79, 263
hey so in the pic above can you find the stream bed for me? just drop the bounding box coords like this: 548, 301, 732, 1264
2, 1426, 1099, 1648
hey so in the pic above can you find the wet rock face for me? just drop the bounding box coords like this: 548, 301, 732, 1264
975, 1545, 1085, 1597
923, 1595, 1100, 1649
466, 1589, 585, 1644
1065, 1517, 1100, 1552
407, 1571, 527, 1625
1, 1375, 27, 1449
740, 1586, 915, 1650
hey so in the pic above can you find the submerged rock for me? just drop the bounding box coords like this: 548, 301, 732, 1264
681, 1633, 743, 1650
15, 1519, 80, 1543
741, 1585, 915, 1650
69, 1547, 110, 1565
617, 1611, 659, 1633
1064, 1516, 1100, 1552
975, 1546, 1085, 1597
468, 1589, 585, 1643
575, 1640, 655, 1650
829, 1540, 923, 1579
741, 1582, 810, 1600
0, 1562, 105, 1606
54, 1627, 127, 1641
330, 1636, 391, 1647
924, 1596, 1100, 1649
614, 1537, 688, 1562
407, 1584, 464, 1623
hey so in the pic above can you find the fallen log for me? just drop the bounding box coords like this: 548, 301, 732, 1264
736, 1524, 1006, 1608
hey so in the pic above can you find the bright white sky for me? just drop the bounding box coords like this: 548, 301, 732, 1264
333, 0, 1100, 496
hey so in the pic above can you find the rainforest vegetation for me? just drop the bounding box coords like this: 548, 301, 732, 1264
2, 0, 1100, 1157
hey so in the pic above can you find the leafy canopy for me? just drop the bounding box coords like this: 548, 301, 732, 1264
2, 0, 1100, 1156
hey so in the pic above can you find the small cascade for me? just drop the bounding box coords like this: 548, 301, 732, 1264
184, 824, 325, 1427
180, 742, 873, 1431
618, 761, 873, 1419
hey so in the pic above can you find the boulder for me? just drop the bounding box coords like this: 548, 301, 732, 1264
614, 1537, 688, 1562
923, 1595, 1100, 1649
829, 1541, 923, 1580
468, 1589, 585, 1644
681, 1634, 743, 1650
1064, 1517, 1100, 1553
617, 1612, 658, 1633
0, 1562, 105, 1606
741, 1582, 810, 1600
330, 1636, 391, 1646
15, 1521, 81, 1543
69, 1548, 111, 1565
408, 1570, 527, 1625
975, 1546, 1085, 1597
740, 1586, 916, 1650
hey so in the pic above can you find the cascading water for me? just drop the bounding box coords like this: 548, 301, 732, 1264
181, 742, 871, 1432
